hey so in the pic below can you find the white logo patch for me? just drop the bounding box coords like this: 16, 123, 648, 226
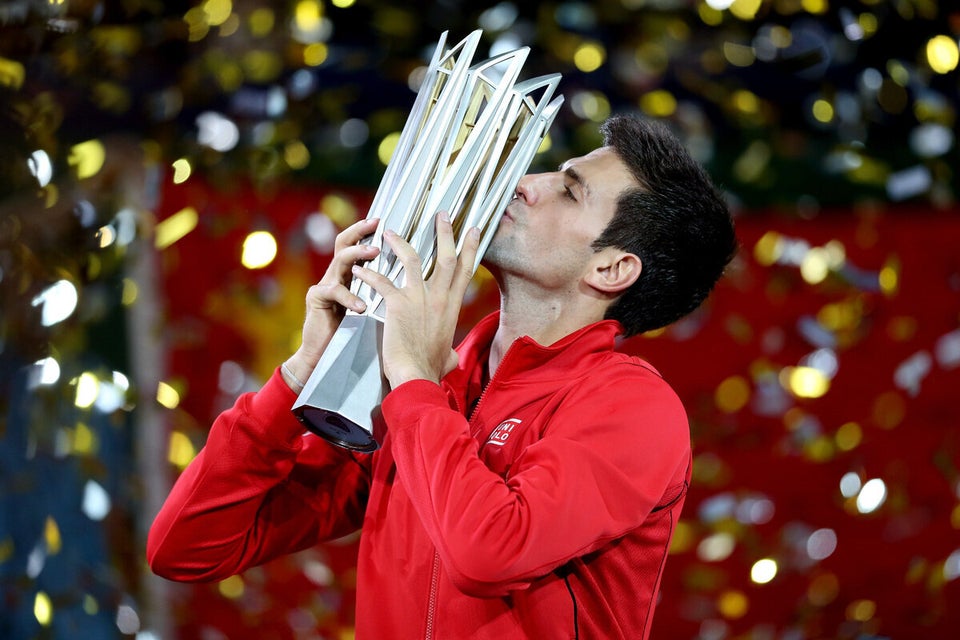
486, 418, 522, 447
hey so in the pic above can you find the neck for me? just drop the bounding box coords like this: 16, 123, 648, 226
487, 278, 609, 375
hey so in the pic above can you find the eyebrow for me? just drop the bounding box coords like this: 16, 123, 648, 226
559, 164, 590, 199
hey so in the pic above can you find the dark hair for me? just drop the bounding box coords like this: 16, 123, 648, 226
593, 114, 737, 337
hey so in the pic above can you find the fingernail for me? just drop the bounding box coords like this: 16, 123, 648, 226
352, 265, 361, 274
470, 227, 481, 239
439, 211, 450, 222
354, 300, 366, 312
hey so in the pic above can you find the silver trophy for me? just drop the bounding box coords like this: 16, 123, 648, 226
292, 30, 564, 451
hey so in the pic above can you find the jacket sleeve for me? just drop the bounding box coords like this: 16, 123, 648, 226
381, 365, 690, 596
147, 369, 370, 582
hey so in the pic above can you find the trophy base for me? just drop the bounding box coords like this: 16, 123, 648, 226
294, 406, 379, 452
291, 313, 387, 453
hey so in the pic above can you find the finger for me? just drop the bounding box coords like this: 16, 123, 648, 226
351, 264, 401, 298
382, 229, 425, 290
334, 217, 380, 253
309, 281, 368, 313
431, 211, 458, 287
450, 227, 481, 296
322, 220, 381, 287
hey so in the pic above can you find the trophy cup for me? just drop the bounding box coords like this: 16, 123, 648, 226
292, 30, 564, 451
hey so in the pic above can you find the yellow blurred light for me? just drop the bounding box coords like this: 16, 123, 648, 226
202, 0, 232, 26
83, 594, 99, 615
167, 431, 196, 469
68, 140, 106, 180
332, 0, 356, 6
823, 240, 846, 268
769, 26, 792, 48
835, 422, 863, 451
800, 247, 831, 284
668, 520, 695, 554
44, 517, 62, 555
249, 8, 275, 37
219, 575, 245, 599
121, 278, 139, 306
872, 391, 905, 429
295, 0, 323, 32
0, 56, 26, 89
96, 225, 116, 248
321, 194, 357, 228
698, 4, 723, 25
212, 60, 243, 92
807, 573, 839, 606
733, 140, 770, 183
859, 13, 878, 38
812, 99, 834, 123
782, 366, 830, 399
926, 36, 959, 74
573, 42, 605, 73
157, 381, 181, 409
723, 42, 755, 67
34, 591, 53, 626
717, 589, 749, 619
715, 375, 750, 413
219, 13, 240, 36
751, 558, 778, 584
241, 231, 278, 269
304, 42, 329, 66
802, 0, 828, 14
537, 134, 554, 154
155, 206, 199, 249
729, 0, 762, 21
172, 158, 192, 184
377, 132, 402, 166
73, 421, 97, 454
42, 183, 59, 208
75, 372, 99, 409
573, 42, 607, 73
753, 231, 782, 266
732, 89, 760, 114
243, 50, 283, 83
805, 435, 835, 462
285, 140, 310, 169
879, 264, 899, 295
846, 599, 876, 622
0, 537, 12, 563
640, 90, 677, 117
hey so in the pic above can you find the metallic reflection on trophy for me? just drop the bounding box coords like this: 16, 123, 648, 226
292, 30, 564, 451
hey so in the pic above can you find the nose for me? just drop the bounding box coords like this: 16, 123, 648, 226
514, 173, 545, 205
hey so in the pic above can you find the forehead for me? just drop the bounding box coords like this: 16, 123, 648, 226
562, 146, 637, 198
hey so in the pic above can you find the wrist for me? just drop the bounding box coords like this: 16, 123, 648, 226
280, 356, 312, 393
386, 366, 437, 389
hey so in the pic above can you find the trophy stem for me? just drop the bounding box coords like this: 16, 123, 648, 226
292, 314, 387, 452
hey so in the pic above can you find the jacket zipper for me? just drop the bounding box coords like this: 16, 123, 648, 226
468, 340, 519, 437
426, 340, 521, 636
425, 550, 441, 639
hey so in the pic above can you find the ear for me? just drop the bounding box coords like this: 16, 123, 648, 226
584, 247, 642, 294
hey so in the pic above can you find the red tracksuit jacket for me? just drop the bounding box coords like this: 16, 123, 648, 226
148, 312, 691, 639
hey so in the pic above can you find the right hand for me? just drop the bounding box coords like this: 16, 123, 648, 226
283, 217, 381, 386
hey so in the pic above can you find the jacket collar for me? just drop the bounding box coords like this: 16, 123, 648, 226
451, 311, 626, 387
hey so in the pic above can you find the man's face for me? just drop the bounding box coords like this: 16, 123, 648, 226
484, 146, 637, 291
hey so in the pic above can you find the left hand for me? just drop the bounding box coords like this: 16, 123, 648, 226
351, 212, 480, 388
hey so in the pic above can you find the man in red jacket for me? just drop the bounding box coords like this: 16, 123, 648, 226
148, 114, 737, 638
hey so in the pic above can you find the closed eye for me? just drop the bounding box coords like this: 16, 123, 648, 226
563, 185, 577, 201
